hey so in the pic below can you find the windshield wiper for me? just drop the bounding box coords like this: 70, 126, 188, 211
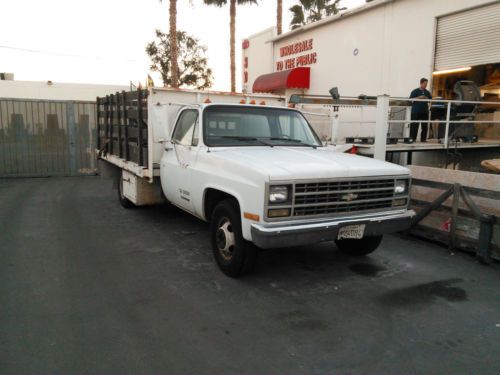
220, 136, 274, 147
269, 137, 317, 149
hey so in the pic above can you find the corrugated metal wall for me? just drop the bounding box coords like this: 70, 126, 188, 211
434, 2, 500, 71
0, 98, 97, 177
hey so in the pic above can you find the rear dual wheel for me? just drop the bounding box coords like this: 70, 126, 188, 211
117, 173, 135, 209
210, 199, 257, 278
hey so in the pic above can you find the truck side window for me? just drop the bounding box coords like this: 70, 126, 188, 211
191, 117, 199, 146
173, 110, 198, 146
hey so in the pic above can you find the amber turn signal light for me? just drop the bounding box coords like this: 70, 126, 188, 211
244, 212, 260, 221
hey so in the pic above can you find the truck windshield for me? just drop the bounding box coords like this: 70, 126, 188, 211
203, 105, 322, 147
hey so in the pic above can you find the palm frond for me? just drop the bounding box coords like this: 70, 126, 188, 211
289, 4, 305, 28
203, 0, 227, 6
290, 0, 345, 29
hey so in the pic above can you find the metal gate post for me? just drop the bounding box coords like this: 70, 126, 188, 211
330, 110, 340, 145
449, 183, 460, 250
404, 106, 412, 139
374, 95, 389, 160
66, 102, 77, 175
477, 214, 494, 264
444, 102, 451, 147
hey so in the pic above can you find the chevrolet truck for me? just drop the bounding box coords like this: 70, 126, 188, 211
97, 88, 414, 277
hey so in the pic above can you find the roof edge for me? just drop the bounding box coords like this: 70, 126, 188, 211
267, 0, 395, 43
245, 26, 276, 41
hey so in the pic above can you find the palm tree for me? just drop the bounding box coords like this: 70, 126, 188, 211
290, 0, 346, 30
159, 0, 180, 87
204, 0, 257, 93
277, 0, 283, 35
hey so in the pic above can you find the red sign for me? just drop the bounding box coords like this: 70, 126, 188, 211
242, 53, 249, 90
276, 38, 317, 72
280, 39, 313, 57
440, 218, 452, 232
242, 39, 250, 49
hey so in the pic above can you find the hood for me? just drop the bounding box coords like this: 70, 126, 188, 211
208, 146, 410, 181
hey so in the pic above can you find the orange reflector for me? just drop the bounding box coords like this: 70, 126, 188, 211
243, 212, 260, 221
249, 100, 256, 105
204, 98, 212, 103
260, 101, 266, 105
239, 99, 246, 104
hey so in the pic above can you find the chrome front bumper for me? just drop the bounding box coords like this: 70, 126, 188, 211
251, 209, 415, 249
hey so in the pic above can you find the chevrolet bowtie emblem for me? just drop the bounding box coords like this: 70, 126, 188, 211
341, 193, 359, 201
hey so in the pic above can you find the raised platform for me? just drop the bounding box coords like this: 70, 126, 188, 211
355, 139, 500, 156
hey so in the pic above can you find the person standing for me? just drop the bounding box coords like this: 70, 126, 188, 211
409, 78, 432, 142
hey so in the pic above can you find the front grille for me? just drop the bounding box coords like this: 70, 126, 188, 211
293, 178, 396, 217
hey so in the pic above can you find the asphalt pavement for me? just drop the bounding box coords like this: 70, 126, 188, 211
1, 176, 499, 374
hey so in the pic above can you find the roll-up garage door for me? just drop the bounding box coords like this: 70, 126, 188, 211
434, 2, 500, 71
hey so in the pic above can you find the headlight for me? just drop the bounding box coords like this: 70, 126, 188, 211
394, 179, 408, 194
269, 185, 289, 203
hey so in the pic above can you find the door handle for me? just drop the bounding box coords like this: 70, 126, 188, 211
165, 147, 173, 151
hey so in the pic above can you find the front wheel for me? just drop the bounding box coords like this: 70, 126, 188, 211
335, 235, 383, 256
210, 199, 257, 277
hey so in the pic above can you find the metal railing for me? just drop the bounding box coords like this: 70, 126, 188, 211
292, 94, 500, 161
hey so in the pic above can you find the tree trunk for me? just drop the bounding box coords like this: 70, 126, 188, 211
277, 0, 282, 35
169, 0, 180, 88
229, 0, 236, 93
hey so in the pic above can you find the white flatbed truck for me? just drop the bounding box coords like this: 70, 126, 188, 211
97, 87, 415, 277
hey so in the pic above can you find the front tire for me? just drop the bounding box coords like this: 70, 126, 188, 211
335, 235, 383, 256
117, 173, 135, 209
210, 199, 257, 277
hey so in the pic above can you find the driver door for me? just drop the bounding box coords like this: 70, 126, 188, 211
161, 108, 200, 212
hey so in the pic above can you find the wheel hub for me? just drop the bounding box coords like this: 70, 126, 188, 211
216, 218, 235, 261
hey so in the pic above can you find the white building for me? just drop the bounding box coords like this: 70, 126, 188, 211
0, 77, 129, 102
242, 0, 500, 100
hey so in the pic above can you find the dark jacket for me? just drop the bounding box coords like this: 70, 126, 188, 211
410, 88, 432, 114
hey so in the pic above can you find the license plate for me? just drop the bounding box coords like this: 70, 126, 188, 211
337, 224, 365, 240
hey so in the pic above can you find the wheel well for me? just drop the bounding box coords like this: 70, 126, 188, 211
204, 189, 239, 221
